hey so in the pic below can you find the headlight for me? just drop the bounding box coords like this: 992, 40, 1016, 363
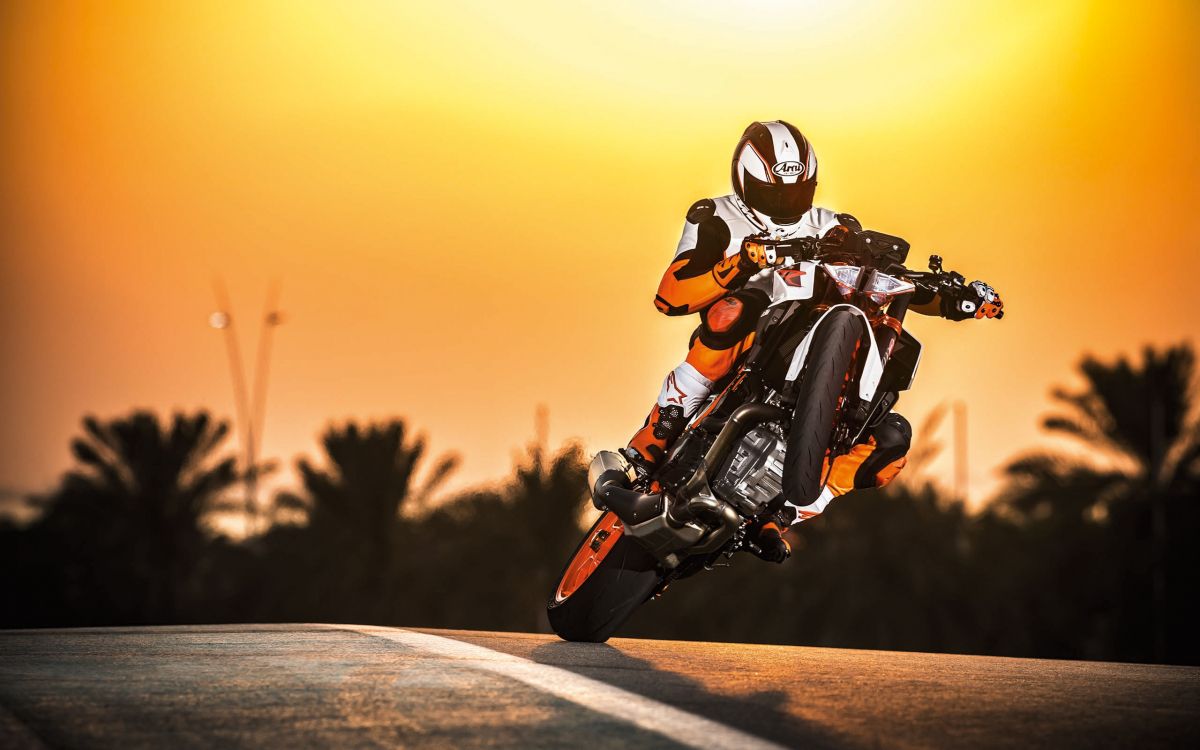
822, 264, 915, 305
864, 271, 916, 305
823, 264, 861, 298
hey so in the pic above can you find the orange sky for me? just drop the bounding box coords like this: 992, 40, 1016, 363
2, 1, 1198, 508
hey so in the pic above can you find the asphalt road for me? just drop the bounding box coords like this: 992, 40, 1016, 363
1, 624, 1197, 749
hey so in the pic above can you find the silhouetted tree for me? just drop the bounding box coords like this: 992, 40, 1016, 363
3, 411, 239, 625
6, 351, 1197, 665
259, 419, 456, 622
999, 343, 1200, 663
409, 439, 591, 632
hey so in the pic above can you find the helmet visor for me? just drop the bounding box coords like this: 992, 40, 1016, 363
742, 173, 816, 222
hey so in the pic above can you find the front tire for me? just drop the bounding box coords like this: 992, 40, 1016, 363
547, 511, 662, 642
783, 308, 863, 504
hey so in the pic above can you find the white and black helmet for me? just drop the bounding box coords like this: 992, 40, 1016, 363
731, 120, 818, 225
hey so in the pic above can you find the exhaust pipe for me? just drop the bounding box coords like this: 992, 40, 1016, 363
588, 451, 664, 525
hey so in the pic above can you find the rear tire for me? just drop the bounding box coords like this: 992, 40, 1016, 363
547, 512, 662, 643
783, 308, 863, 504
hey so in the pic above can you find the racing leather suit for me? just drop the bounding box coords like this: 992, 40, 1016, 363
626, 193, 992, 524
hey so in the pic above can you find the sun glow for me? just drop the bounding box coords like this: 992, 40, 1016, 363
2, 0, 1197, 503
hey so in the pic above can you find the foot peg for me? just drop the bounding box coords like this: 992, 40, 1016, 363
619, 447, 655, 483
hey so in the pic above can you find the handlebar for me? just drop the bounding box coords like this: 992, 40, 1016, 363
752, 230, 906, 267
752, 237, 1004, 320
899, 255, 1005, 320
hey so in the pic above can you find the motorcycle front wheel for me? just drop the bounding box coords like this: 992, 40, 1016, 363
782, 307, 863, 504
546, 511, 662, 643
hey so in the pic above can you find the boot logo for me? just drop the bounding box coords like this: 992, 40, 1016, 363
665, 372, 687, 405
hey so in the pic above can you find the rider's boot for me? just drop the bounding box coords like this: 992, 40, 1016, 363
624, 403, 687, 477
746, 513, 792, 563
623, 362, 715, 476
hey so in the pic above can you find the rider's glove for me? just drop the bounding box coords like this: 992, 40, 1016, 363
748, 519, 791, 564
941, 280, 1004, 321
739, 238, 787, 271
821, 223, 854, 245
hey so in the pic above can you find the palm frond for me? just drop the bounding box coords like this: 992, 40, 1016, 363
1165, 418, 1200, 492
1001, 449, 1132, 519
902, 403, 947, 479
272, 491, 311, 513
410, 453, 460, 508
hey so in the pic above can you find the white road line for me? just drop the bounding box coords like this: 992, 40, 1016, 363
320, 625, 788, 750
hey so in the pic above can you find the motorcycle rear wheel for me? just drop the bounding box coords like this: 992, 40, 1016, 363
547, 511, 662, 643
782, 308, 863, 504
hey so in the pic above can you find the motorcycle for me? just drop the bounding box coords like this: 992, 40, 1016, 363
547, 227, 1001, 642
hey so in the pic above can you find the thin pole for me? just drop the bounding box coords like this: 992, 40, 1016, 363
953, 400, 968, 503
250, 280, 282, 453
211, 277, 256, 536
534, 404, 550, 468
535, 404, 549, 449
247, 280, 283, 531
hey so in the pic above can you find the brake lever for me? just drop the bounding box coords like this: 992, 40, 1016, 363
921, 254, 965, 292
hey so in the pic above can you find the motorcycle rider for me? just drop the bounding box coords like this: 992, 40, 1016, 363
623, 120, 1003, 562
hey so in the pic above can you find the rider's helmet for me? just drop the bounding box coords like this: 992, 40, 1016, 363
731, 120, 818, 229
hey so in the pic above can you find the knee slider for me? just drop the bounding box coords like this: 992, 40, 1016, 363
697, 290, 767, 350
872, 413, 912, 454
854, 413, 912, 489
705, 296, 744, 334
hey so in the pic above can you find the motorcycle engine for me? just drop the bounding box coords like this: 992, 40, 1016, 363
712, 425, 786, 515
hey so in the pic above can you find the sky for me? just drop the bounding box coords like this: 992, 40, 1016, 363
2, 0, 1198, 511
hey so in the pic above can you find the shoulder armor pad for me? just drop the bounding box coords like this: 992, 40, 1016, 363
686, 198, 717, 225
835, 213, 863, 232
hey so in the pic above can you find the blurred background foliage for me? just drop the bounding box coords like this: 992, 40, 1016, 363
2, 342, 1197, 666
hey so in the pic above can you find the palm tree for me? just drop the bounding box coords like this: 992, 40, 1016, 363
408, 437, 590, 633
1002, 343, 1200, 662
270, 420, 456, 621
33, 410, 240, 622
498, 438, 591, 631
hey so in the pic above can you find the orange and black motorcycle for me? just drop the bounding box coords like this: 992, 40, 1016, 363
547, 229, 1000, 642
